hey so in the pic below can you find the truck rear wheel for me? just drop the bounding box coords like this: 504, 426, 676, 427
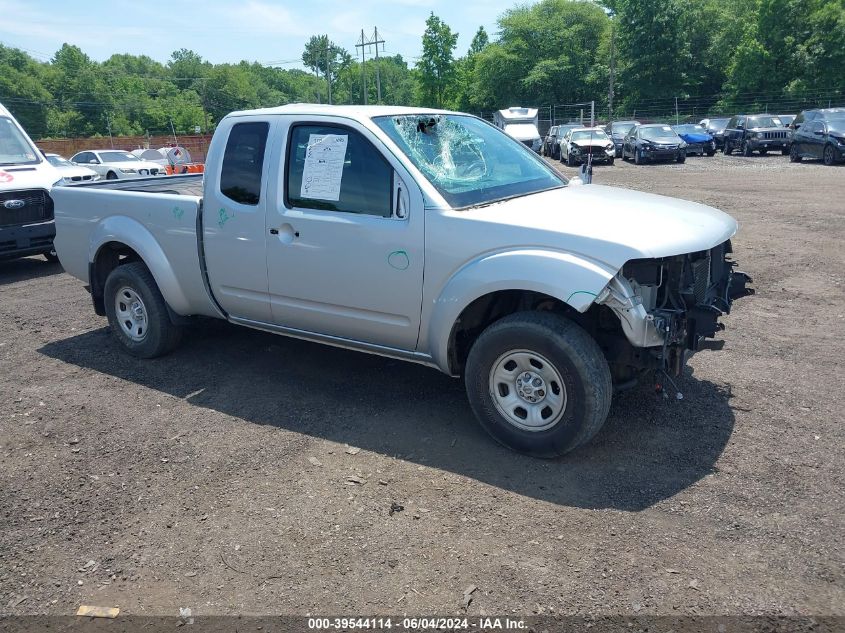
464, 312, 612, 458
104, 262, 182, 358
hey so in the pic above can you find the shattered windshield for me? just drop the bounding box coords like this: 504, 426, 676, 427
374, 114, 564, 208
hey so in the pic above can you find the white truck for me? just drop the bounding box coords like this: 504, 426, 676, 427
0, 102, 62, 262
52, 105, 752, 457
493, 107, 542, 153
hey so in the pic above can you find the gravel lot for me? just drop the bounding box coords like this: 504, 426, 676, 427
1, 152, 843, 618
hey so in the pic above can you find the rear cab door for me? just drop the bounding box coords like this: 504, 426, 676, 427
202, 115, 279, 322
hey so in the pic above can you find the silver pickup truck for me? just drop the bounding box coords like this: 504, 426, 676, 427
53, 105, 752, 457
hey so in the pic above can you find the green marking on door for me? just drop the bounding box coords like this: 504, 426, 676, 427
172, 206, 184, 220
218, 207, 233, 228
388, 250, 410, 270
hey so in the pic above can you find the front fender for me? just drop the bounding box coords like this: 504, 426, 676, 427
425, 249, 617, 373
89, 215, 192, 314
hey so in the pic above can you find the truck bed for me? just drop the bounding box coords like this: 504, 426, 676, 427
52, 173, 218, 318
74, 173, 204, 196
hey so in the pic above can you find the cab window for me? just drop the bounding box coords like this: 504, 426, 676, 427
286, 124, 392, 218
220, 122, 269, 206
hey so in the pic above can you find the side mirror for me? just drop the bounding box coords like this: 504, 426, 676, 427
814, 130, 824, 136
89, 159, 98, 164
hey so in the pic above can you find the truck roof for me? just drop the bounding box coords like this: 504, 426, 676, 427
226, 103, 455, 121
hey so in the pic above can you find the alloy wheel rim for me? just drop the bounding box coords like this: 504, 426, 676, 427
115, 286, 148, 342
489, 350, 567, 432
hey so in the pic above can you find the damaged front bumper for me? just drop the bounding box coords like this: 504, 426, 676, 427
596, 240, 753, 375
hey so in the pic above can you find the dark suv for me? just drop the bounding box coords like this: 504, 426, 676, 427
790, 107, 845, 133
723, 114, 789, 156
790, 114, 845, 165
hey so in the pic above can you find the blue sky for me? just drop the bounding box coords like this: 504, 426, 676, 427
0, 0, 521, 69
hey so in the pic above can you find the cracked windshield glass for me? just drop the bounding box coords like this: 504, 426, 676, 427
375, 114, 564, 208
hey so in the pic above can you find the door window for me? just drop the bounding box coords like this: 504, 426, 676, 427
220, 121, 269, 206
286, 125, 393, 218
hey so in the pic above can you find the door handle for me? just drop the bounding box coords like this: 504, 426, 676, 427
272, 224, 299, 244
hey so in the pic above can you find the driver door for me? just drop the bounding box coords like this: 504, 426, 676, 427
266, 119, 425, 351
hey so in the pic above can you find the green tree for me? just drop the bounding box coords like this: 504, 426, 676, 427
417, 13, 458, 107
468, 0, 609, 110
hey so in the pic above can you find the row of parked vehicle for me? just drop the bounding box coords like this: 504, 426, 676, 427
542, 107, 845, 167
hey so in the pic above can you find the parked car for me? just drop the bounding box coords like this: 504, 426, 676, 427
790, 107, 845, 133
723, 114, 789, 156
543, 126, 561, 158
700, 117, 730, 150
672, 124, 716, 156
605, 120, 640, 157
554, 123, 582, 158
789, 115, 845, 165
70, 150, 165, 180
559, 127, 615, 166
51, 104, 751, 458
0, 101, 61, 262
44, 153, 100, 184
622, 124, 686, 164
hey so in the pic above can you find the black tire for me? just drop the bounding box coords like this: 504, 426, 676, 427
103, 261, 182, 358
781, 147, 789, 155
742, 141, 753, 157
759, 149, 768, 156
706, 149, 716, 157
106, 171, 117, 180
723, 142, 732, 155
43, 249, 59, 263
823, 144, 836, 166
608, 157, 615, 166
790, 144, 802, 162
634, 148, 643, 165
677, 151, 686, 163
465, 312, 612, 458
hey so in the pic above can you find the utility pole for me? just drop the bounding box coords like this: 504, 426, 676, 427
371, 27, 385, 104
675, 96, 679, 124
355, 28, 386, 105
355, 30, 368, 105
590, 100, 595, 127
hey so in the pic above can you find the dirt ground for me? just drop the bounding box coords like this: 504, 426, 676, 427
1, 152, 843, 619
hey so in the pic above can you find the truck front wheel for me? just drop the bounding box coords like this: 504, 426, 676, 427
465, 312, 612, 458
104, 262, 182, 358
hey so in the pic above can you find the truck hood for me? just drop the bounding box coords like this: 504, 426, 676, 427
0, 164, 61, 191
463, 184, 737, 268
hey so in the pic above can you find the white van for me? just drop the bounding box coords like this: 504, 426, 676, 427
0, 102, 62, 262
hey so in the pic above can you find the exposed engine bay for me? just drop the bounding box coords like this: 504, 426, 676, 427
593, 240, 753, 381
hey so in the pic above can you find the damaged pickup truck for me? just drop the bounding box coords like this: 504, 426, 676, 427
52, 105, 752, 457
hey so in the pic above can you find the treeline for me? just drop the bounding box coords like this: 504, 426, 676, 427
1, 0, 842, 139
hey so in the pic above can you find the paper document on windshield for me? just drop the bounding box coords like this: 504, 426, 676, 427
301, 134, 348, 201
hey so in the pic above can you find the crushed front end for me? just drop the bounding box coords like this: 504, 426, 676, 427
594, 240, 753, 381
